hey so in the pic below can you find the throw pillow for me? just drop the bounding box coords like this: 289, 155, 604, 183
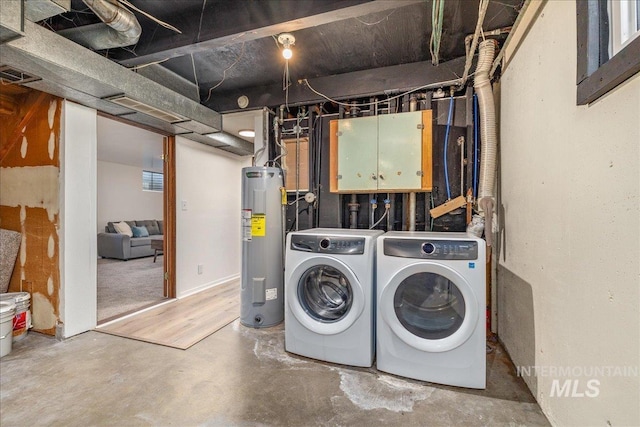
136, 220, 160, 235
113, 221, 133, 237
132, 226, 149, 238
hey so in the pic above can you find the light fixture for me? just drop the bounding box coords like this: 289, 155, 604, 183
238, 129, 255, 138
278, 33, 295, 60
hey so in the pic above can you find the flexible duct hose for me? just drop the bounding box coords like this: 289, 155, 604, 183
474, 39, 497, 246
82, 0, 142, 48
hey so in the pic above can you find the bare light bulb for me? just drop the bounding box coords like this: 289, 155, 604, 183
282, 47, 293, 59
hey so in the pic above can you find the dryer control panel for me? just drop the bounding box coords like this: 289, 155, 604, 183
384, 239, 478, 260
290, 235, 365, 255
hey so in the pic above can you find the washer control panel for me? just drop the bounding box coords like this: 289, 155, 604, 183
290, 235, 365, 254
384, 238, 478, 260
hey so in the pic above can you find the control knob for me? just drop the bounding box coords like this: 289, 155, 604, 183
421, 242, 435, 254
319, 238, 331, 250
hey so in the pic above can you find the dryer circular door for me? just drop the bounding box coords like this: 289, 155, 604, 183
287, 256, 365, 336
380, 262, 479, 352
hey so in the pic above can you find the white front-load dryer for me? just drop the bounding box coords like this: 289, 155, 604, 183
377, 231, 486, 388
285, 228, 383, 367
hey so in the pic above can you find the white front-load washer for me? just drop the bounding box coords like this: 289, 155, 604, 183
285, 228, 383, 367
377, 231, 486, 388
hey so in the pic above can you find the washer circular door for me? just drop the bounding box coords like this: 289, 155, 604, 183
287, 255, 365, 335
379, 262, 479, 352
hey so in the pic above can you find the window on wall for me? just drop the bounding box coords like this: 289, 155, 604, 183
143, 170, 163, 192
610, 0, 640, 55
577, 0, 640, 104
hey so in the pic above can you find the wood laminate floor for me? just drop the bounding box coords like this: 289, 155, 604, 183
96, 279, 239, 349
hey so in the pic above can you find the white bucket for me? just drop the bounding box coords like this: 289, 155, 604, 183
0, 292, 31, 341
0, 301, 16, 358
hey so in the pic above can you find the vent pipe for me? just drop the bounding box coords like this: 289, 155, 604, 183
474, 39, 497, 247
59, 0, 141, 50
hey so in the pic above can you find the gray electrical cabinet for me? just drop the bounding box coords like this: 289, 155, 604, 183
240, 166, 284, 328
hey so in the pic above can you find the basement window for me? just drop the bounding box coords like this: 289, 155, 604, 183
142, 170, 163, 192
610, 0, 640, 55
576, 0, 640, 104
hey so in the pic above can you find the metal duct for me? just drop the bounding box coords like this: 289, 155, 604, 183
0, 18, 253, 156
0, 0, 24, 44
24, 0, 71, 23
58, 0, 141, 50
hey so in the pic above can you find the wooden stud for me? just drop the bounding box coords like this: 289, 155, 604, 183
329, 119, 339, 193
0, 91, 48, 162
429, 194, 467, 219
421, 110, 433, 190
164, 135, 177, 299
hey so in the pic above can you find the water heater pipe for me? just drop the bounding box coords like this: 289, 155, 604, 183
348, 195, 359, 229
474, 39, 498, 247
408, 192, 416, 231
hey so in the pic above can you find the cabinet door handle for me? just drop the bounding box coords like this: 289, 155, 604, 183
371, 173, 377, 180
379, 174, 385, 180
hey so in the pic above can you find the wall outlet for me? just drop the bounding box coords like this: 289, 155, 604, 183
181, 200, 188, 211
197, 264, 203, 274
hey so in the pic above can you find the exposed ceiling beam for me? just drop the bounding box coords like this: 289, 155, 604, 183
116, 0, 424, 67
206, 56, 469, 113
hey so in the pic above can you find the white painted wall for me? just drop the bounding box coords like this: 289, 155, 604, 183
96, 160, 163, 233
59, 101, 97, 337
498, 1, 640, 425
175, 137, 251, 298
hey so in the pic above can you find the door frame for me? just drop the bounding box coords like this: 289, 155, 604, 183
96, 111, 176, 301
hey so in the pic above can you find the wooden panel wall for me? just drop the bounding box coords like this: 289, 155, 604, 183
0, 88, 62, 335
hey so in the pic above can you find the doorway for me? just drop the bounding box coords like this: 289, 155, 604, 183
96, 114, 175, 323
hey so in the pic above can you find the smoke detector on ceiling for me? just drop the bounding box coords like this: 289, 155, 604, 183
237, 95, 249, 109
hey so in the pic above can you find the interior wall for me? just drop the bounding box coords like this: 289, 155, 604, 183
498, 1, 640, 425
175, 137, 251, 298
96, 160, 163, 234
59, 100, 97, 337
0, 91, 62, 335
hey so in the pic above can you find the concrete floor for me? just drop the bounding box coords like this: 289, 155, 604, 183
1, 321, 549, 426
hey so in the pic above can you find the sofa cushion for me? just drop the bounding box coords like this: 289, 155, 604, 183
113, 221, 133, 237
130, 237, 151, 247
136, 220, 160, 235
157, 220, 163, 234
132, 225, 149, 238
106, 222, 117, 233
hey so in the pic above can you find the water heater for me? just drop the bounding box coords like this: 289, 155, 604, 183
240, 166, 284, 328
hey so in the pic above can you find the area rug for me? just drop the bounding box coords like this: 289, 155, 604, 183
96, 279, 240, 350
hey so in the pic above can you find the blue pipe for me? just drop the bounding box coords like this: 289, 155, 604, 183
443, 93, 454, 200
473, 93, 479, 199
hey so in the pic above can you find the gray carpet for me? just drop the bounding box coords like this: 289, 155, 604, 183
97, 256, 166, 322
